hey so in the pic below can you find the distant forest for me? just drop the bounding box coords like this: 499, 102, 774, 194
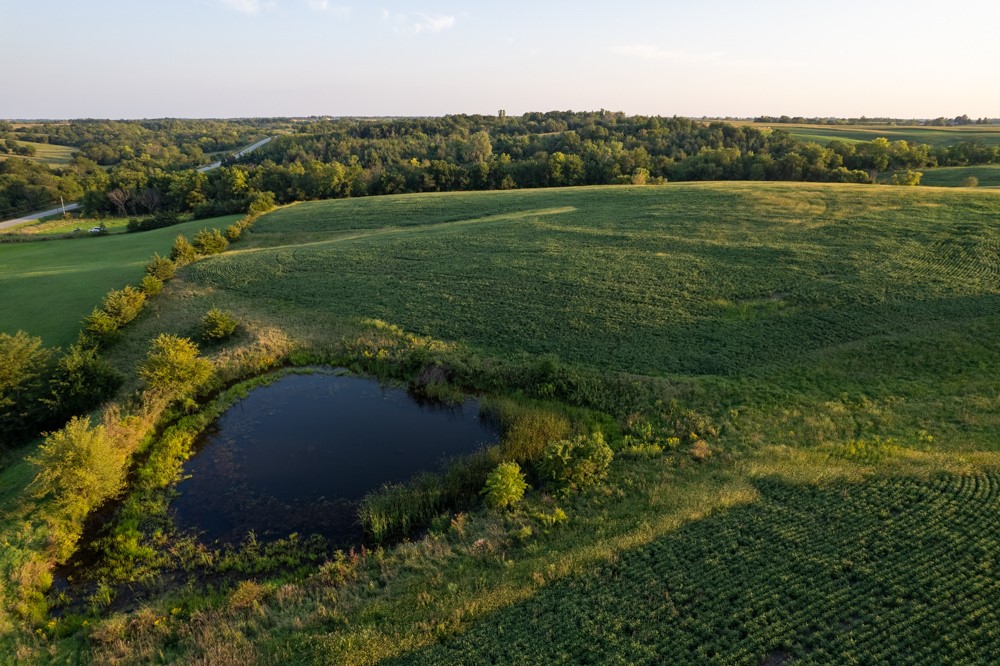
2, 112, 999, 221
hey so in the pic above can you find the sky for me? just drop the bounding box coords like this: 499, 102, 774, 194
1, 0, 998, 119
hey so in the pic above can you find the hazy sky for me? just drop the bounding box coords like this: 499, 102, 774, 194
2, 0, 998, 119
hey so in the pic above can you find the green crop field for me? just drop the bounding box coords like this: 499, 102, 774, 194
920, 165, 1000, 188
397, 472, 1000, 665
0, 215, 238, 347
736, 122, 1000, 147
6, 183, 1000, 664
0, 140, 77, 167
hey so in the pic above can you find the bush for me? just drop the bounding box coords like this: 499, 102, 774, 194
225, 223, 243, 242
45, 343, 122, 418
961, 175, 979, 187
139, 334, 212, 397
28, 417, 130, 560
170, 234, 197, 265
482, 462, 528, 509
102, 285, 146, 327
0, 331, 52, 448
247, 190, 276, 216
140, 274, 163, 297
201, 307, 238, 341
126, 211, 180, 233
538, 432, 613, 492
145, 253, 176, 281
192, 228, 229, 255
83, 308, 119, 342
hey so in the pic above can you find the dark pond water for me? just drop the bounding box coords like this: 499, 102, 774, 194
171, 371, 498, 546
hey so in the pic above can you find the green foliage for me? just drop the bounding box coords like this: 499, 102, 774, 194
482, 462, 528, 509
126, 211, 181, 233
138, 334, 212, 396
359, 473, 445, 542
0, 331, 52, 447
82, 308, 118, 341
247, 190, 276, 216
144, 252, 176, 281
27, 417, 129, 560
889, 169, 923, 186
170, 233, 197, 265
44, 343, 122, 418
538, 432, 613, 492
192, 228, 229, 255
831, 437, 901, 464
101, 285, 146, 328
139, 274, 163, 297
961, 175, 979, 187
200, 307, 238, 341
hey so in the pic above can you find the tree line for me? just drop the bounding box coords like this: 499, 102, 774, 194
4, 112, 1000, 222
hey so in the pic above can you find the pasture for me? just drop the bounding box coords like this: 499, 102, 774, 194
0, 214, 238, 347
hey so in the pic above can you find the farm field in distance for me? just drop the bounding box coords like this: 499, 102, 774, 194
0, 139, 77, 167
0, 214, 238, 347
736, 121, 1000, 147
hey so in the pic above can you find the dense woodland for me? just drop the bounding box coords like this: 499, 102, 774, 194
3, 112, 1000, 220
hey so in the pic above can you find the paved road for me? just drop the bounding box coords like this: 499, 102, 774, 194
1, 136, 274, 226
0, 203, 80, 231
197, 136, 272, 172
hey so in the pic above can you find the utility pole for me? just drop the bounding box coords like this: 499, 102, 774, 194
60, 196, 66, 215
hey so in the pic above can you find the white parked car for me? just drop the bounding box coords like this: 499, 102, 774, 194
88, 226, 104, 234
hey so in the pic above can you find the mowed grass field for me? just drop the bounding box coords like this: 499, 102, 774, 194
735, 122, 1000, 147
0, 215, 238, 347
920, 165, 1000, 188
0, 140, 77, 167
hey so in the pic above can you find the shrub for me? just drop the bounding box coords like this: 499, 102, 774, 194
538, 432, 613, 491
139, 274, 163, 297
225, 223, 242, 242
192, 228, 229, 255
247, 190, 276, 216
124, 210, 180, 233
28, 416, 130, 560
145, 253, 176, 281
201, 307, 238, 341
83, 308, 119, 341
45, 343, 122, 418
961, 175, 979, 187
102, 285, 147, 328
139, 334, 212, 397
482, 462, 528, 510
171, 234, 197, 265
0, 331, 52, 447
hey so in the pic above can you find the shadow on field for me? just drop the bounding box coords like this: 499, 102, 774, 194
384, 474, 1000, 665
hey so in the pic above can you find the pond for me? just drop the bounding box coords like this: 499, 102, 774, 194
171, 371, 498, 546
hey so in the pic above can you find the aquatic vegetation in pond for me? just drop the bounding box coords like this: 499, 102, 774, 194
171, 372, 497, 545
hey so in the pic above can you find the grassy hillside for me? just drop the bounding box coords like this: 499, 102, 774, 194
6, 183, 1000, 664
167, 184, 1000, 451
0, 215, 238, 347
919, 165, 1000, 188
0, 140, 77, 167
734, 122, 1000, 147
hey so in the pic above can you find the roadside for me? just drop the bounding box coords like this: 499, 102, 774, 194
1, 136, 273, 227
